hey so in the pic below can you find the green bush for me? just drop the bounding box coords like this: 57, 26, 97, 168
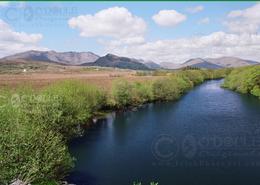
42, 80, 106, 138
111, 79, 154, 107
0, 80, 106, 184
131, 82, 154, 105
223, 65, 260, 98
212, 68, 232, 79
251, 86, 260, 98
173, 74, 193, 92
33, 180, 59, 185
179, 70, 204, 85
111, 79, 133, 108
0, 89, 73, 184
152, 77, 181, 101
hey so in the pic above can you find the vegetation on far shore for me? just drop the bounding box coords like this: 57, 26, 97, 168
0, 68, 230, 185
223, 65, 260, 98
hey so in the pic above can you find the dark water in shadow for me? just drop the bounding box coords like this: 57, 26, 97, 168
68, 80, 260, 185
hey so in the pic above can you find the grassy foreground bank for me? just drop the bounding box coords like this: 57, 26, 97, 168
0, 69, 229, 185
223, 65, 260, 99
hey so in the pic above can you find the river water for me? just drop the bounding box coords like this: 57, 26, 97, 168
68, 80, 260, 185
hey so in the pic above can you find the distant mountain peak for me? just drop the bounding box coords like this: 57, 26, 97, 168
82, 53, 150, 70
183, 56, 259, 69
1, 50, 100, 65
105, 53, 120, 60
2, 50, 258, 70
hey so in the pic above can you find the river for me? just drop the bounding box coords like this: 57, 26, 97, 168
68, 79, 260, 185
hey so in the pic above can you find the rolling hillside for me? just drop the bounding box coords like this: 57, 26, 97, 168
82, 54, 150, 70
1, 50, 259, 70
2, 50, 99, 65
181, 57, 259, 69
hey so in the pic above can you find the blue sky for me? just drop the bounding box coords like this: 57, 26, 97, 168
0, 2, 259, 63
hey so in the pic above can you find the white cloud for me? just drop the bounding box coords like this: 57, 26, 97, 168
0, 1, 9, 7
186, 5, 204, 14
67, 4, 260, 65
68, 7, 146, 40
0, 20, 42, 43
225, 3, 260, 34
0, 19, 47, 57
103, 31, 260, 64
152, 10, 186, 27
198, 17, 210, 25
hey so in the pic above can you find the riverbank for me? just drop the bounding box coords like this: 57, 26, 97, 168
222, 65, 260, 99
0, 69, 229, 185
67, 79, 260, 185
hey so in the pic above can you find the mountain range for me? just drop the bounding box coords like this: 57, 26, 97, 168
161, 57, 259, 69
82, 54, 150, 70
2, 50, 99, 65
0, 50, 259, 70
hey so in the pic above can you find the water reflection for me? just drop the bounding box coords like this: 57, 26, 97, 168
68, 80, 260, 185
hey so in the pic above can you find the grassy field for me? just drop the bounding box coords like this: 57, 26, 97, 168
0, 65, 162, 90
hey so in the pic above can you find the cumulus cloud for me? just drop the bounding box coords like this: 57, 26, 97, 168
225, 3, 260, 34
152, 10, 186, 27
186, 5, 204, 14
0, 20, 42, 43
198, 17, 210, 25
105, 4, 260, 64
68, 4, 260, 65
0, 19, 47, 57
68, 7, 146, 40
103, 31, 260, 64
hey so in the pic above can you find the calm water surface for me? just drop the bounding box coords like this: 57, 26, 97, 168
68, 80, 260, 185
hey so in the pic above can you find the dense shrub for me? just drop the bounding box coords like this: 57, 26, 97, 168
223, 66, 260, 98
212, 68, 232, 79
111, 79, 154, 107
173, 73, 194, 92
0, 81, 106, 184
152, 77, 181, 101
0, 89, 73, 185
131, 82, 154, 105
179, 70, 204, 85
251, 86, 260, 97
111, 79, 133, 108
42, 80, 106, 138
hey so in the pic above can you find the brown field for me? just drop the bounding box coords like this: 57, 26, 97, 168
0, 68, 162, 90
